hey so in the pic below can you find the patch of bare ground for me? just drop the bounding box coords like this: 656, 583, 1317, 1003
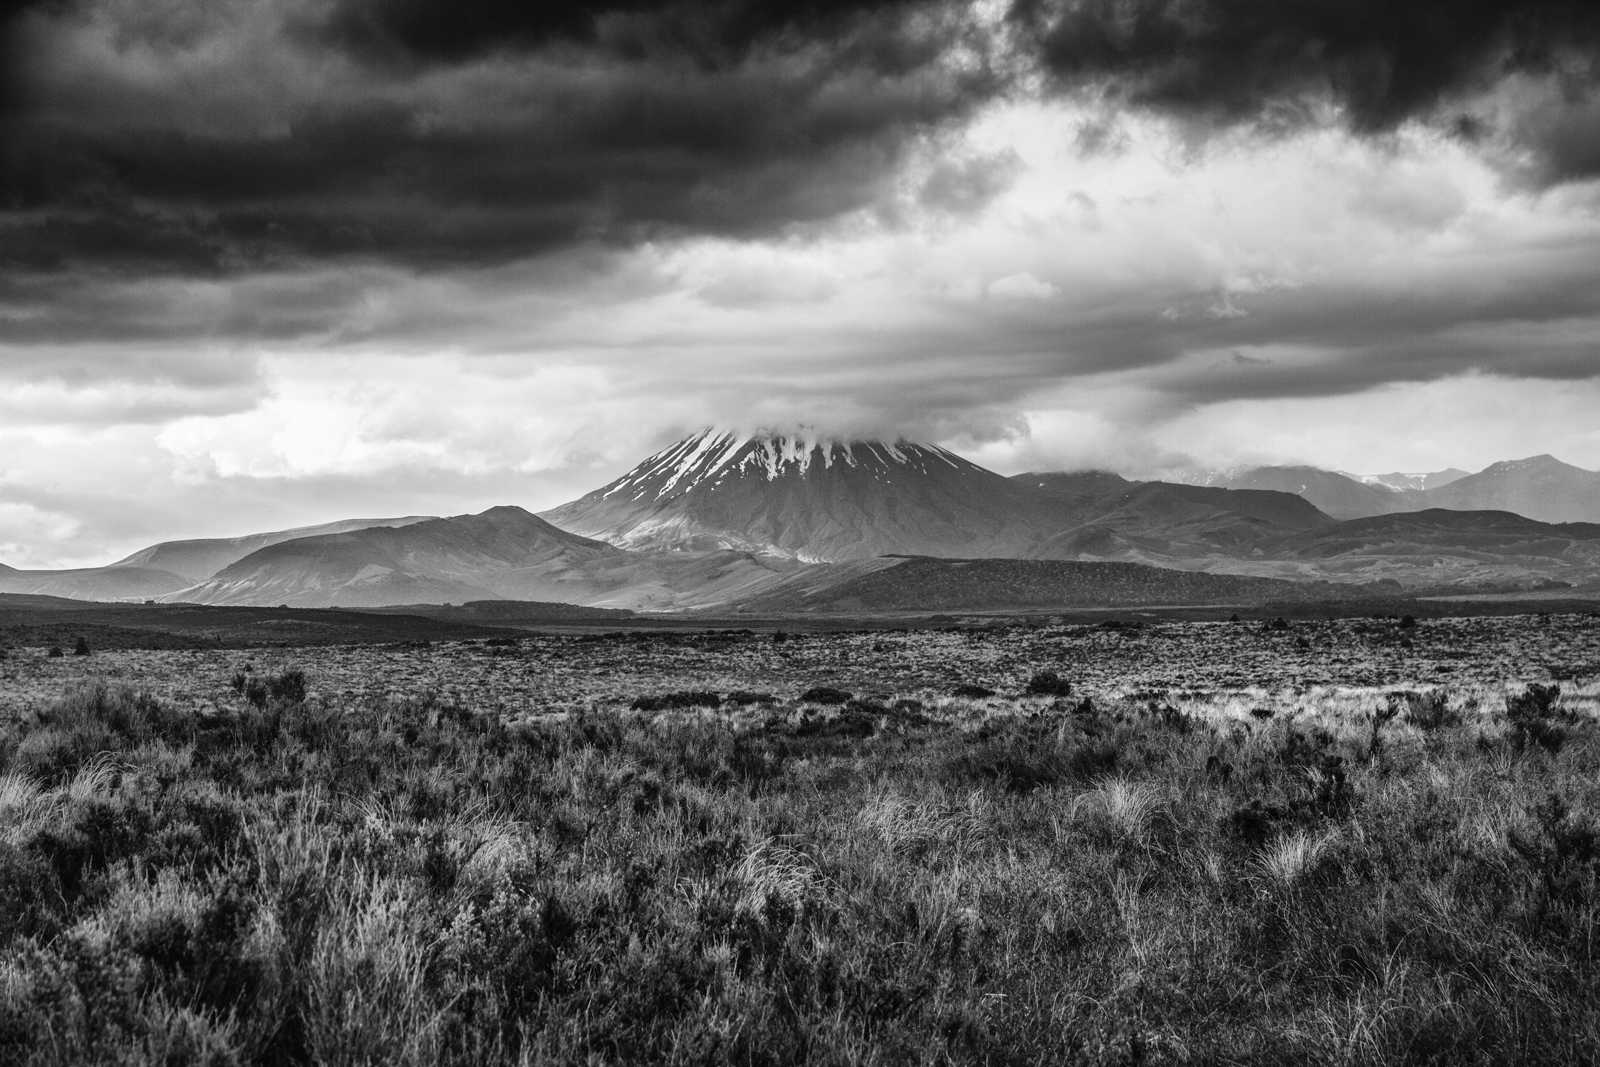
0, 613, 1597, 1063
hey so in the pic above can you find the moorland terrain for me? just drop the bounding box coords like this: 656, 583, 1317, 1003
1, 611, 1598, 1064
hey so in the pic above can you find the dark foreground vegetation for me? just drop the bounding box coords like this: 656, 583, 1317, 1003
1, 670, 1598, 1065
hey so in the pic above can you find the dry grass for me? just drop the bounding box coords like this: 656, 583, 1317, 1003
0, 629, 1595, 1065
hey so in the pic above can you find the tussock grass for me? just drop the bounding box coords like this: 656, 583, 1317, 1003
0, 673, 1595, 1064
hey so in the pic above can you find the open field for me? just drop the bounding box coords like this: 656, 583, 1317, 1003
3, 613, 1596, 721
1, 614, 1599, 1064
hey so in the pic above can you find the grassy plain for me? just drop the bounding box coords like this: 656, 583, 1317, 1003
0, 613, 1598, 1065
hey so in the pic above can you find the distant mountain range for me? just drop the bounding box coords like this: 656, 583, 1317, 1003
1201, 455, 1600, 524
4, 434, 1599, 612
0, 516, 432, 602
112, 515, 433, 581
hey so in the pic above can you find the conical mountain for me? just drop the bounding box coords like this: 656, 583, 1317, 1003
540, 430, 1049, 561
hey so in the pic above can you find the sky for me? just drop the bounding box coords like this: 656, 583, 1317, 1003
2, 0, 1600, 567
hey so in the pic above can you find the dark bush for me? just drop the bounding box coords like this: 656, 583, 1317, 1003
268, 668, 308, 704
1507, 684, 1568, 755
1151, 702, 1196, 734
47, 646, 63, 658
0, 845, 64, 944
632, 691, 722, 711
1401, 690, 1460, 729
795, 711, 877, 740
950, 684, 995, 699
27, 684, 193, 764
1225, 799, 1287, 848
72, 637, 90, 656
724, 691, 777, 707
799, 686, 851, 706
1024, 671, 1073, 697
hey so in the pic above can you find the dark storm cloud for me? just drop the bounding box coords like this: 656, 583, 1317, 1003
1014, 0, 1600, 179
0, 0, 1001, 284
4, 0, 1599, 297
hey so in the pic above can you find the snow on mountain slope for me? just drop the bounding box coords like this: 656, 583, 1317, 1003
1352, 469, 1469, 492
541, 430, 1050, 561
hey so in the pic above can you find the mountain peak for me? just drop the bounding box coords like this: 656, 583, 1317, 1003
541, 429, 1030, 559
1481, 454, 1575, 474
598, 429, 974, 506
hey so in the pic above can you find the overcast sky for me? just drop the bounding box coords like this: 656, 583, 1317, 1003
3, 0, 1599, 567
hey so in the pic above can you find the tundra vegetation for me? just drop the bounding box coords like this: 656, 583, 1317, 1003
0, 618, 1597, 1065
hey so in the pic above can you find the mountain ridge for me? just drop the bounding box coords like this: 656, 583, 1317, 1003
1198, 454, 1600, 524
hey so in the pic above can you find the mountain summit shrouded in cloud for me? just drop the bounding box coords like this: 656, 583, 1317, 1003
540, 429, 1050, 560
1, 0, 1599, 567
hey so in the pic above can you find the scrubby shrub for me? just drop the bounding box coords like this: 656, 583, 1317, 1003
1507, 684, 1568, 755
1401, 689, 1460, 729
950, 684, 995, 699
268, 668, 307, 704
723, 691, 777, 707
1024, 671, 1073, 697
798, 686, 851, 706
631, 690, 722, 711
47, 646, 63, 658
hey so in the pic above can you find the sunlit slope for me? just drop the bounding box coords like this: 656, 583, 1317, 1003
168, 505, 809, 610
0, 564, 189, 601
113, 515, 436, 581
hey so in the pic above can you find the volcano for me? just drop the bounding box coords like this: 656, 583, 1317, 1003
540, 430, 1052, 561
